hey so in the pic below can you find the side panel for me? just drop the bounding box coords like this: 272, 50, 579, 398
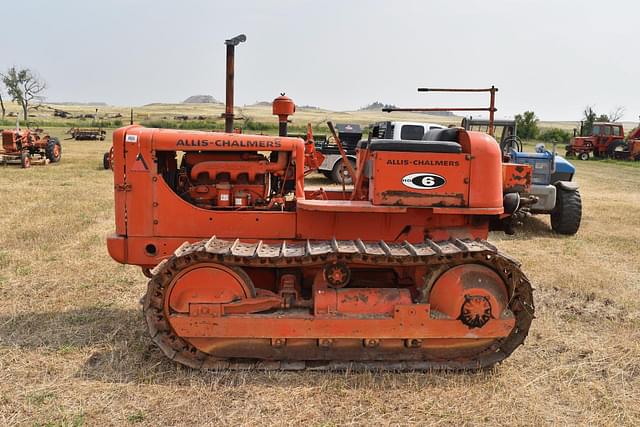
124, 128, 155, 237
296, 209, 489, 242
112, 126, 136, 236
370, 152, 470, 207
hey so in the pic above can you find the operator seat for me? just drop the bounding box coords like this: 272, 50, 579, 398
368, 140, 461, 153
422, 127, 460, 143
368, 126, 462, 153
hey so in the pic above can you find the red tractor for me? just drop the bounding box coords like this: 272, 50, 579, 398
0, 128, 62, 168
566, 122, 626, 160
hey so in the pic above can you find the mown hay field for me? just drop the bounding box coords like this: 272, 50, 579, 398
0, 127, 638, 426
9, 99, 637, 132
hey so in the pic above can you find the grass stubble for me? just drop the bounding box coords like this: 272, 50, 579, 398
0, 129, 638, 426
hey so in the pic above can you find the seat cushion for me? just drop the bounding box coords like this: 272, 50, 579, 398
423, 128, 460, 142
368, 139, 462, 153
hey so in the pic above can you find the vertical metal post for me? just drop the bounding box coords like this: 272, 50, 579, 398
224, 34, 246, 133
489, 86, 496, 137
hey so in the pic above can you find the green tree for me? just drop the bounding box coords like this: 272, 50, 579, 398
1, 67, 46, 121
581, 106, 597, 136
581, 106, 625, 136
539, 127, 571, 144
514, 111, 539, 139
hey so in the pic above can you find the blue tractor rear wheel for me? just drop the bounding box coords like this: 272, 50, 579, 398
551, 188, 582, 235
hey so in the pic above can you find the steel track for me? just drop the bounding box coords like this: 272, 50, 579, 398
143, 237, 534, 371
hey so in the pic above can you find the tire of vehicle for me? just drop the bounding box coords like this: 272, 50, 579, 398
578, 152, 589, 161
331, 159, 356, 185
550, 188, 582, 235
607, 140, 626, 157
20, 152, 31, 169
46, 137, 62, 163
103, 152, 111, 170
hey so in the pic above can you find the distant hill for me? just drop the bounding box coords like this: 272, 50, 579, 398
420, 110, 455, 117
183, 95, 221, 104
250, 101, 272, 107
359, 101, 396, 111
358, 101, 454, 116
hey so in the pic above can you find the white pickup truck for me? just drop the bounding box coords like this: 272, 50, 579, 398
318, 121, 446, 184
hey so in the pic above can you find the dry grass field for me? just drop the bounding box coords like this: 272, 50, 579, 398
9, 99, 635, 132
0, 127, 639, 426
2, 100, 463, 129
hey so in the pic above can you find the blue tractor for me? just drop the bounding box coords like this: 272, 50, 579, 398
463, 118, 582, 235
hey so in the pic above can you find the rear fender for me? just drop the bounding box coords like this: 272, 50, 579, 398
555, 181, 579, 191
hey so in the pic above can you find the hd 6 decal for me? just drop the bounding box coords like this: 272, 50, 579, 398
402, 173, 446, 190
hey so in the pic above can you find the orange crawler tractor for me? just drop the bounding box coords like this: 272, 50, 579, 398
107, 38, 534, 370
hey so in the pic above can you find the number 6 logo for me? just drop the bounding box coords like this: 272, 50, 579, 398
402, 173, 446, 190
421, 176, 436, 187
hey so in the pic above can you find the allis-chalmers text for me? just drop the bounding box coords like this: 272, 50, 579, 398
386, 159, 460, 166
176, 139, 282, 148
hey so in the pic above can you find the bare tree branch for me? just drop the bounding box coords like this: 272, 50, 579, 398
608, 106, 625, 122
1, 66, 46, 121
0, 91, 5, 119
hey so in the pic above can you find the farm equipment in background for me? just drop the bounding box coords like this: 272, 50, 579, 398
506, 142, 581, 234
566, 122, 625, 160
107, 40, 534, 371
314, 123, 362, 184
67, 127, 107, 141
461, 118, 519, 154
103, 146, 114, 170
462, 118, 582, 235
315, 121, 447, 185
0, 119, 62, 168
368, 120, 447, 141
611, 122, 640, 161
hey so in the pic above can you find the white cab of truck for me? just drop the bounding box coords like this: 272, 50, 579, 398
370, 121, 447, 140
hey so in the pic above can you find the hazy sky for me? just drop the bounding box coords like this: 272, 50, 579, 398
3, 0, 639, 120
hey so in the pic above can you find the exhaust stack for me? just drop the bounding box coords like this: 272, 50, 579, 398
224, 34, 247, 133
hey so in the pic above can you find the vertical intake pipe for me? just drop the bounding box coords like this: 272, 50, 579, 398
272, 94, 295, 137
